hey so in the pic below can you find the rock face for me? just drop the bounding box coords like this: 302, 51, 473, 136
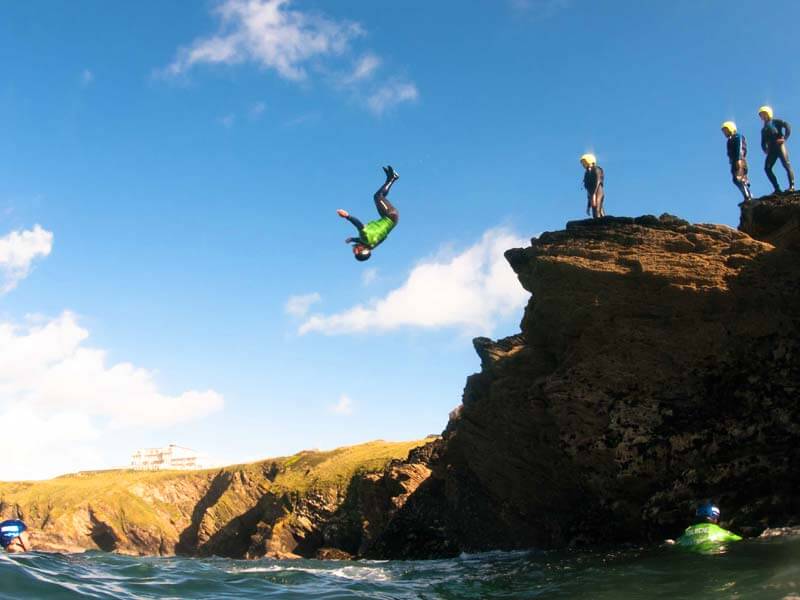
371, 196, 800, 556
0, 439, 435, 558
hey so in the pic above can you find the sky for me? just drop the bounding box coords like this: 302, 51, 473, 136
1, 0, 799, 480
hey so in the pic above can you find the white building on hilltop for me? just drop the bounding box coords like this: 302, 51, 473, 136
130, 444, 204, 471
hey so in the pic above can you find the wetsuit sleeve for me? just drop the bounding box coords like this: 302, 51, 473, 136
779, 119, 791, 140
345, 214, 364, 231
762, 129, 768, 153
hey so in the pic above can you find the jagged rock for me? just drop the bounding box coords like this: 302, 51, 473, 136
315, 547, 353, 560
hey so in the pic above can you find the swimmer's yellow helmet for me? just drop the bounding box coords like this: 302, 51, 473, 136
580, 153, 597, 167
721, 121, 737, 134
758, 105, 774, 119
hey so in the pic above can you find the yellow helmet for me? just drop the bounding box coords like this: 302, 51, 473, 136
721, 121, 737, 134
758, 105, 774, 119
580, 153, 597, 166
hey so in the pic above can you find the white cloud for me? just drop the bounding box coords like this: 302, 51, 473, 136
300, 228, 529, 336
285, 292, 322, 317
220, 113, 236, 128
345, 53, 381, 84
367, 80, 419, 115
81, 69, 94, 85
361, 267, 378, 286
163, 0, 363, 81
0, 225, 53, 293
329, 394, 353, 416
0, 312, 224, 480
160, 1, 418, 116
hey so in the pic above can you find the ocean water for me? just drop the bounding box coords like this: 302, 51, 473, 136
1, 536, 799, 599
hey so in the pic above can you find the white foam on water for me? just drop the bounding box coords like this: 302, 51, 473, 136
228, 563, 392, 582
328, 566, 392, 582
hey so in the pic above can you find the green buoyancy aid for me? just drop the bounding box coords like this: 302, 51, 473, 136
676, 523, 742, 548
359, 216, 396, 248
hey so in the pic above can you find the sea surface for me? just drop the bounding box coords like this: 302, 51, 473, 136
1, 536, 799, 599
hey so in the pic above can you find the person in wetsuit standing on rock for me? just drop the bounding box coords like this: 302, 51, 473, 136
759, 105, 794, 194
721, 121, 752, 202
581, 154, 605, 218
338, 166, 400, 262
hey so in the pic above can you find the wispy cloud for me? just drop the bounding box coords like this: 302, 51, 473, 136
329, 394, 354, 416
361, 267, 378, 286
300, 228, 528, 336
162, 0, 363, 81
249, 101, 267, 119
0, 225, 53, 293
343, 53, 381, 84
0, 312, 224, 480
160, 0, 418, 116
219, 113, 236, 128
285, 292, 322, 317
81, 68, 94, 85
367, 80, 419, 115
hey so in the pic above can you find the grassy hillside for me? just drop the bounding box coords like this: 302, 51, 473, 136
0, 438, 433, 556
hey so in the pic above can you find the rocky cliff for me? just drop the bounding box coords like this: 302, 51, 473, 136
368, 194, 800, 557
0, 439, 434, 558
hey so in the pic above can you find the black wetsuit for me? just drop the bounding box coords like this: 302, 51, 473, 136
345, 177, 400, 249
761, 118, 794, 192
726, 133, 751, 201
583, 165, 605, 218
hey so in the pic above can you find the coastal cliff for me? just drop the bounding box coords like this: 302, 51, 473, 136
0, 439, 434, 558
369, 194, 800, 557
3, 196, 799, 560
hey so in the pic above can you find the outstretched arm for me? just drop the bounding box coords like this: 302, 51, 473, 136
338, 209, 364, 230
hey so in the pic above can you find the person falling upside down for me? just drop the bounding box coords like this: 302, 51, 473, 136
581, 153, 605, 218
338, 166, 400, 262
721, 121, 752, 202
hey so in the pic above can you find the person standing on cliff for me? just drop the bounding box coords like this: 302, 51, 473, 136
581, 154, 605, 218
0, 519, 32, 553
758, 105, 795, 194
721, 121, 752, 202
338, 165, 400, 262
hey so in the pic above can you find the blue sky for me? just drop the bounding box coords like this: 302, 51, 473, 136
1, 0, 799, 479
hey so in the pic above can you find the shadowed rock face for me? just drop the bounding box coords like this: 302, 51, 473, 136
371, 198, 800, 557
